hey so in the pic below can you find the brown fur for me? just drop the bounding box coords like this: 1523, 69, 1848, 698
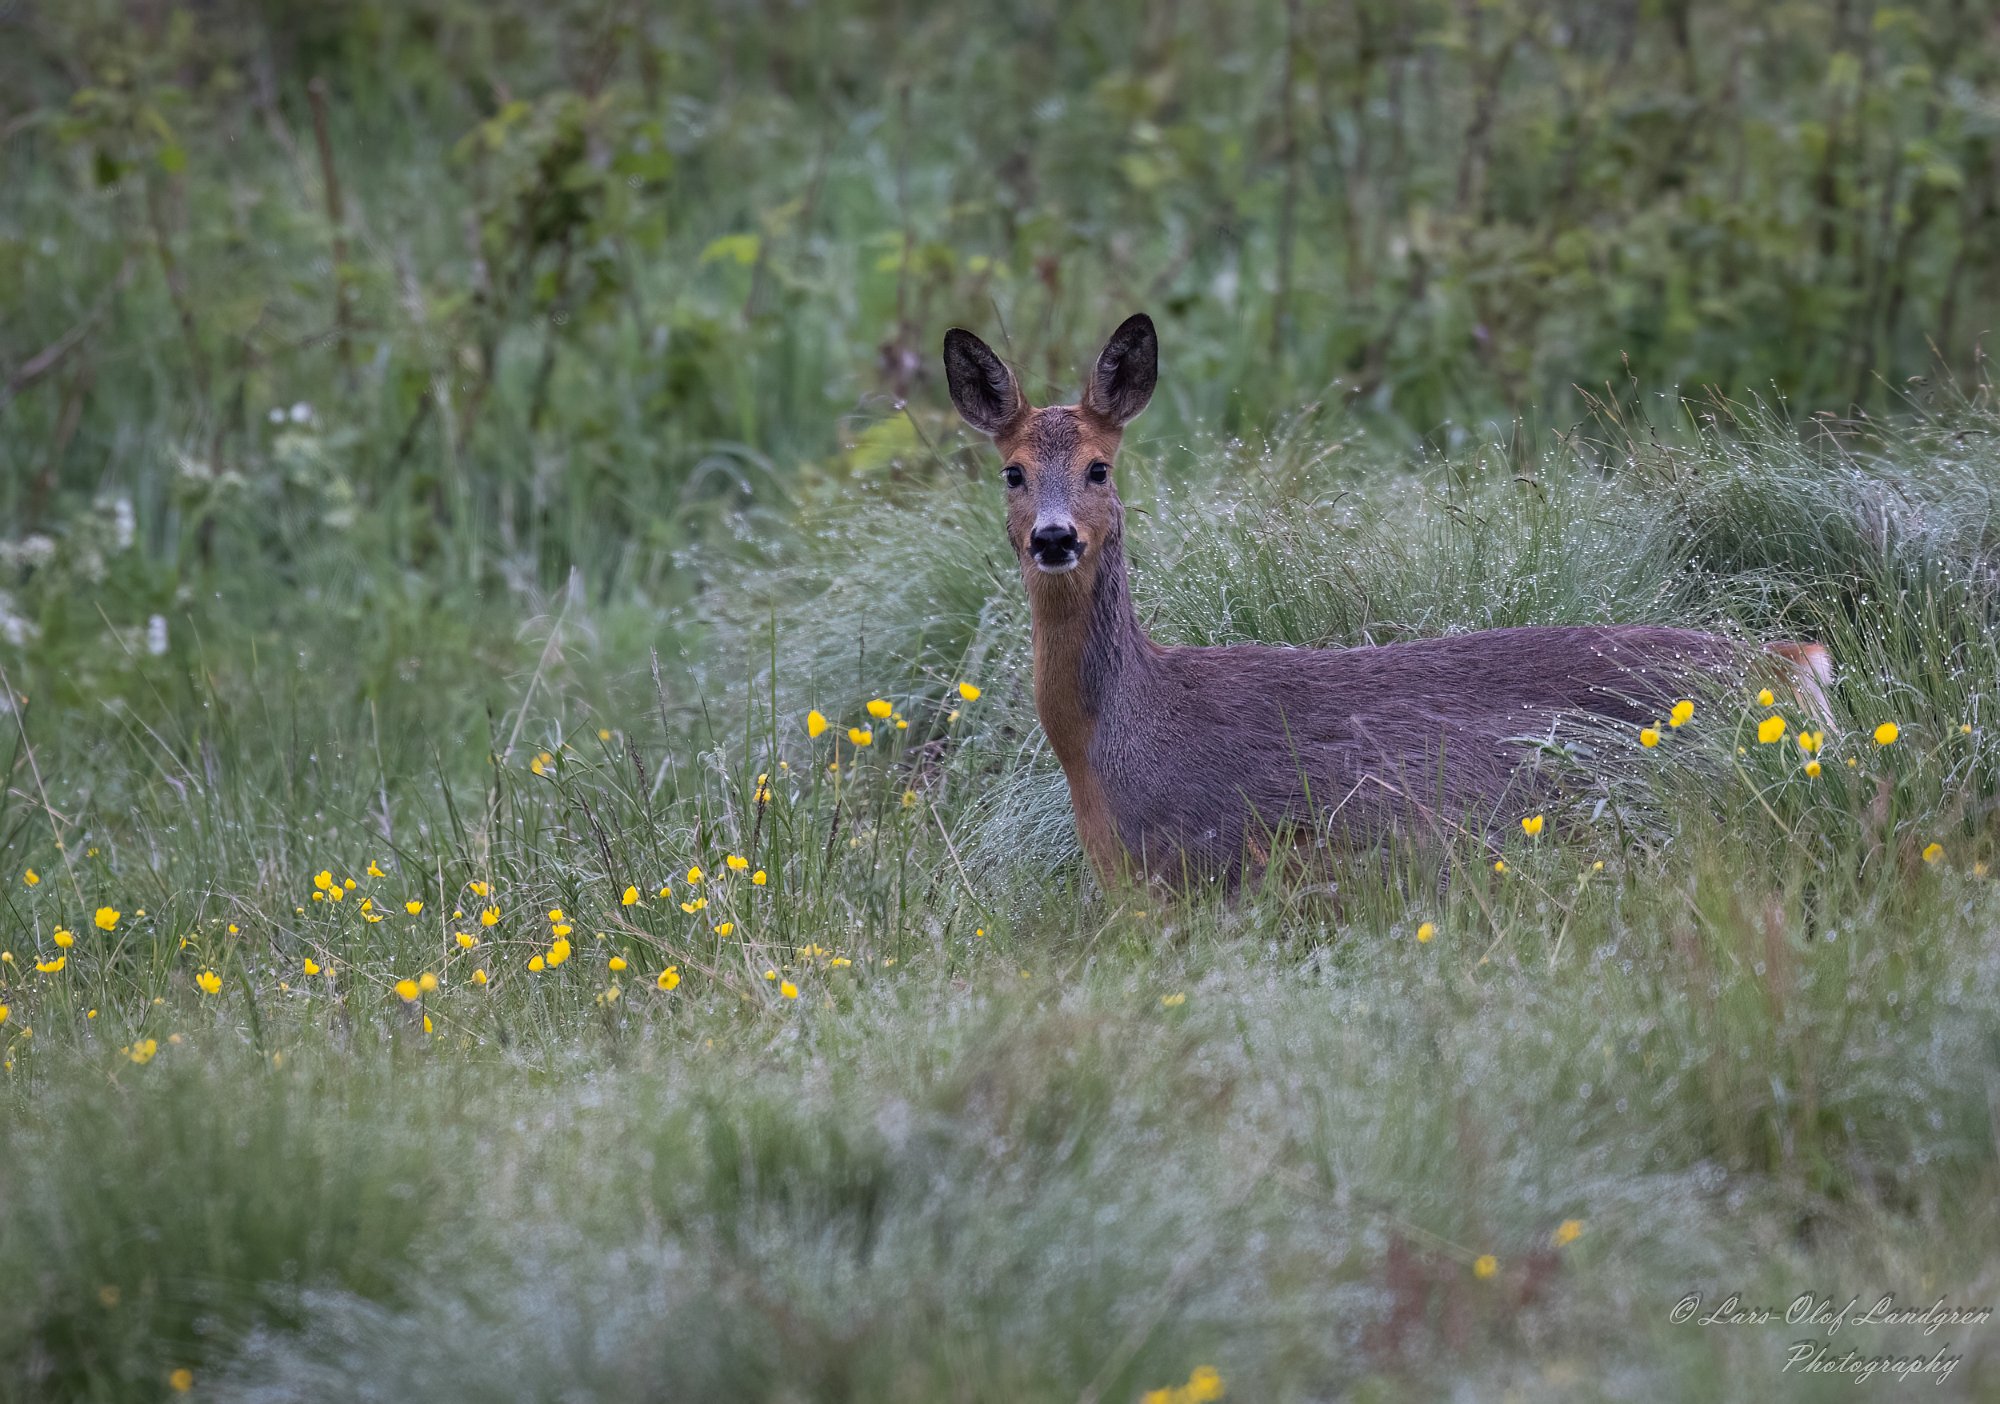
944, 315, 1834, 888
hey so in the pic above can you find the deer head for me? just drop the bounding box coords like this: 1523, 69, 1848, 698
943, 314, 1158, 583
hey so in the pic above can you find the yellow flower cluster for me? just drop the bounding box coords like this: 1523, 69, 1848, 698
803, 684, 982, 752
1140, 1365, 1225, 1404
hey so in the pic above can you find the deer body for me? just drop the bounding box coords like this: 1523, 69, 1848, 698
944, 315, 1829, 887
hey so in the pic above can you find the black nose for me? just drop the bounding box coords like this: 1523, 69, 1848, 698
1030, 523, 1079, 559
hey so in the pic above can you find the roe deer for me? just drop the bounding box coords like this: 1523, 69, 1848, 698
943, 313, 1834, 887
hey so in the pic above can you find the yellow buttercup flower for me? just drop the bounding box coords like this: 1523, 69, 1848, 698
405, 900, 423, 915
608, 955, 627, 972
686, 865, 703, 885
866, 698, 893, 719
656, 967, 680, 991
314, 870, 334, 891
751, 870, 768, 886
35, 954, 65, 974
1416, 922, 1435, 943
1521, 814, 1544, 836
1757, 715, 1787, 744
479, 906, 500, 927
472, 969, 489, 986
418, 972, 438, 992
847, 727, 873, 747
394, 978, 420, 1002
1144, 1365, 1223, 1404
1473, 1254, 1498, 1280
621, 885, 640, 906
713, 922, 735, 937
95, 907, 120, 931
726, 854, 749, 871
1639, 727, 1659, 748
469, 880, 489, 897
169, 1368, 194, 1393
1874, 722, 1900, 746
304, 957, 321, 975
551, 923, 572, 938
1797, 730, 1823, 755
1493, 859, 1507, 873
1160, 992, 1186, 1008
52, 928, 73, 949
0, 1005, 8, 1025
195, 969, 221, 994
779, 980, 799, 1000
1804, 760, 1822, 778
530, 751, 553, 776
546, 938, 571, 967
958, 682, 981, 701
528, 955, 545, 972
680, 897, 708, 913
806, 709, 828, 738
22, 869, 37, 886
1554, 1219, 1584, 1247
367, 860, 386, 878
1669, 699, 1694, 727
456, 932, 478, 949
1923, 843, 1945, 864
1757, 687, 1775, 707
125, 1038, 159, 1065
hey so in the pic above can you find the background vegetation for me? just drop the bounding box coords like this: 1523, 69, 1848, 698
3, 1, 2000, 1399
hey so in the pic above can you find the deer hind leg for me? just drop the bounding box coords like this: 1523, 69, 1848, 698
1764, 641, 1836, 730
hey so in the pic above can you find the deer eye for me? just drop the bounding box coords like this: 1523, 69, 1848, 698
1002, 464, 1026, 489
1087, 460, 1110, 484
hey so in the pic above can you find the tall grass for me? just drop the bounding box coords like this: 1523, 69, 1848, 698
4, 390, 2000, 1398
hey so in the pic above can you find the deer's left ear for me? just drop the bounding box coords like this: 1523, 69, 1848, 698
1083, 313, 1157, 427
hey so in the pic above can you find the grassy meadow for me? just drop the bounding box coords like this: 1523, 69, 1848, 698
6, 3, 2000, 1400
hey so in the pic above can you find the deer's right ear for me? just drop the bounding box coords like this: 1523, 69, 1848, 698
943, 329, 1025, 438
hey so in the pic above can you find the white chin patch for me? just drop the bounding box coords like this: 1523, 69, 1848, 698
1034, 557, 1080, 575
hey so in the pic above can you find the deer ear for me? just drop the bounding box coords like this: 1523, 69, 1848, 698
1083, 313, 1157, 427
943, 328, 1025, 437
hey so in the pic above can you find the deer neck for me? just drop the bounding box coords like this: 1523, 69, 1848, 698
1027, 529, 1148, 781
